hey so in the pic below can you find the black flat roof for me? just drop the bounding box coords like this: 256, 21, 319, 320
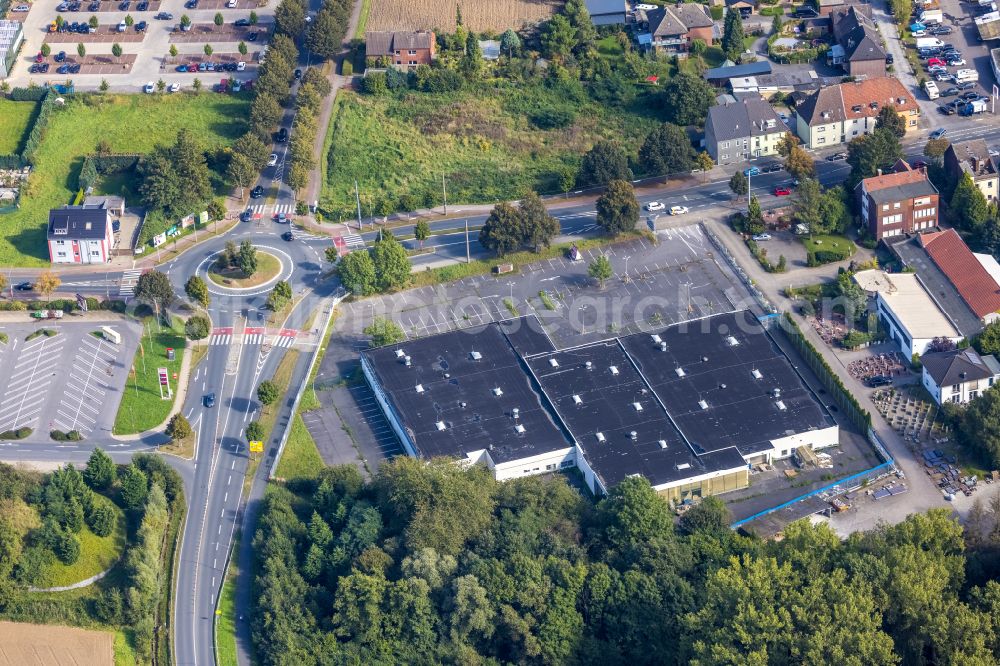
525, 340, 745, 488
361, 317, 570, 464
620, 310, 835, 456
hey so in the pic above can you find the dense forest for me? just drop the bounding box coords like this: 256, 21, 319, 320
0, 452, 185, 663
253, 458, 1000, 665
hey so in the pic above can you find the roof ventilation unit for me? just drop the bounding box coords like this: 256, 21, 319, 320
633, 402, 643, 412
751, 368, 763, 380
549, 358, 560, 368
675, 367, 686, 377
776, 400, 787, 411
572, 394, 583, 405
629, 431, 638, 441
405, 356, 412, 367
676, 463, 691, 471
596, 432, 606, 443
658, 439, 668, 449
726, 335, 739, 346
698, 399, 709, 410
395, 349, 406, 358
702, 356, 709, 363
651, 334, 662, 344
512, 407, 520, 419
435, 421, 446, 431
585, 361, 593, 370
610, 366, 620, 376
514, 424, 526, 434
469, 351, 482, 360
492, 387, 504, 397
772, 388, 781, 398
660, 342, 668, 352
415, 384, 425, 394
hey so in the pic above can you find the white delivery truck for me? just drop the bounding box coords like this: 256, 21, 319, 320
924, 80, 940, 99
954, 68, 979, 83
919, 9, 943, 23
916, 37, 945, 48
961, 98, 989, 115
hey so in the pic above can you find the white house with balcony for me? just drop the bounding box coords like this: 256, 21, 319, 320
921, 347, 1000, 405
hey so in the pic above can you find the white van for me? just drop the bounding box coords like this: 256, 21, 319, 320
117, 20, 126, 32
924, 80, 940, 100
954, 68, 979, 83
916, 37, 945, 49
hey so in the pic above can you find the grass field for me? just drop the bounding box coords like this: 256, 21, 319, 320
36, 495, 126, 588
0, 93, 249, 267
274, 414, 324, 480
322, 84, 662, 216
207, 252, 281, 288
0, 100, 37, 155
802, 234, 856, 257
367, 0, 559, 32
216, 572, 238, 666
113, 317, 186, 436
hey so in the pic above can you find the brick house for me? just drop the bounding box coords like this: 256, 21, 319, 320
944, 139, 999, 202
641, 4, 714, 54
365, 31, 436, 70
794, 77, 918, 149
47, 206, 114, 265
857, 166, 938, 240
829, 6, 886, 80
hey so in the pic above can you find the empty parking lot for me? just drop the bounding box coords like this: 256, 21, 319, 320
0, 321, 140, 440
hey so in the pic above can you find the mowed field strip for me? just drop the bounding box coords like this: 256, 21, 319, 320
0, 621, 113, 666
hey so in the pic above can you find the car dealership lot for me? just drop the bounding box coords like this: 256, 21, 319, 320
0, 321, 139, 440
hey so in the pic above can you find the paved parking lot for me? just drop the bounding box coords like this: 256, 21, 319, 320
168, 23, 264, 42
0, 321, 140, 440
44, 26, 148, 42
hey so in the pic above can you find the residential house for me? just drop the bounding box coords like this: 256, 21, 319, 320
857, 166, 938, 240
47, 206, 115, 265
920, 228, 1000, 325
0, 20, 23, 79
726, 0, 756, 16
817, 0, 846, 16
365, 31, 435, 70
641, 4, 714, 54
944, 139, 999, 202
83, 195, 125, 217
921, 347, 1000, 405
585, 0, 626, 25
794, 77, 918, 148
704, 96, 786, 165
829, 6, 886, 79
704, 60, 773, 86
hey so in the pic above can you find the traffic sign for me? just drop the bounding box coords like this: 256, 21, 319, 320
249, 441, 263, 453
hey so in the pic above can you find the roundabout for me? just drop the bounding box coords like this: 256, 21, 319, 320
200, 245, 295, 297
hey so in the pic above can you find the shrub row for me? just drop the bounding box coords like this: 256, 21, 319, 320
0, 154, 25, 169
50, 430, 83, 441
807, 247, 854, 266
0, 427, 32, 440
8, 87, 48, 102
21, 90, 60, 166
0, 297, 122, 312
78, 153, 141, 192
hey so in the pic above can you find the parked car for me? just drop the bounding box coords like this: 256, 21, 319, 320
744, 166, 760, 177
885, 53, 894, 64
57, 64, 70, 74
54, 51, 66, 62
136, 0, 147, 9
204, 393, 216, 408
274, 212, 288, 223
143, 81, 155, 93
958, 81, 977, 90
154, 11, 172, 18
37, 63, 49, 73
169, 82, 180, 92
236, 61, 246, 71
184, 0, 197, 7
294, 68, 302, 79
227, 0, 236, 6
827, 152, 848, 161
751, 233, 771, 241
246, 31, 258, 41
276, 127, 288, 142
961, 91, 981, 100
931, 128, 947, 139
947, 57, 966, 66
118, 0, 129, 9
175, 64, 188, 72
669, 205, 690, 215
938, 104, 957, 115
927, 57, 945, 66
11, 4, 30, 11
234, 17, 250, 26
281, 231, 293, 241
250, 185, 264, 198
135, 20, 147, 31
943, 86, 960, 96
773, 186, 791, 196
69, 63, 80, 72
645, 201, 665, 211
267, 153, 278, 167
762, 162, 783, 173
87, 0, 100, 9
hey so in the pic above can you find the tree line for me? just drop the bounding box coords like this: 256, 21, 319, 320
250, 458, 1000, 665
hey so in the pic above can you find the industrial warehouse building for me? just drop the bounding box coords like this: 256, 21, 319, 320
362, 311, 838, 502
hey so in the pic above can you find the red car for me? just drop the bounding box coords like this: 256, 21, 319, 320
34, 52, 45, 63
774, 186, 791, 196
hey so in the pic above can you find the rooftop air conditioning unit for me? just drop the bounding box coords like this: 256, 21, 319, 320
435, 421, 446, 431
596, 432, 606, 442
610, 366, 619, 375
698, 400, 709, 410
415, 384, 425, 393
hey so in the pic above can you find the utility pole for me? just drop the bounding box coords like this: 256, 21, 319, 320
465, 219, 470, 263
354, 179, 362, 230
442, 174, 448, 216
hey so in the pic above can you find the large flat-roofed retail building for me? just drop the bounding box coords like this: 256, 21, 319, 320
361, 311, 838, 501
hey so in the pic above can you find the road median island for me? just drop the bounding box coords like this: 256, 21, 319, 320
207, 251, 281, 289
112, 316, 186, 436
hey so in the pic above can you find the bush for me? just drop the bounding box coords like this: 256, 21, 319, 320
185, 315, 211, 340
87, 502, 116, 537
841, 330, 871, 349
808, 248, 854, 266
529, 108, 575, 129
55, 531, 80, 565
8, 87, 48, 101
100, 299, 127, 313
0, 427, 32, 440
50, 430, 83, 441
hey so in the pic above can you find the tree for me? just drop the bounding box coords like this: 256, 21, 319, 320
776, 131, 798, 158
265, 280, 292, 311
166, 413, 191, 441
695, 151, 715, 176
577, 141, 631, 188
156, 78, 166, 93
134, 270, 175, 308
249, 10, 258, 24
364, 317, 404, 347
371, 232, 411, 291
246, 421, 264, 443
112, 42, 122, 61
83, 448, 115, 490
77, 42, 86, 58
99, 79, 109, 92
519, 191, 560, 251
237, 239, 258, 276
662, 73, 716, 126
846, 127, 902, 189
924, 137, 950, 163
500, 28, 521, 57
722, 7, 746, 61
786, 143, 816, 180
257, 380, 280, 407
273, 0, 306, 39
951, 173, 989, 231
414, 220, 431, 249
638, 123, 695, 177
207, 199, 226, 223
87, 503, 116, 537
214, 11, 224, 26
876, 104, 906, 139
595, 179, 639, 236
180, 13, 191, 28
89, 15, 99, 29
40, 43, 50, 58
119, 464, 148, 510
747, 194, 764, 234
588, 255, 613, 289
124, 13, 133, 26
204, 44, 213, 58
238, 41, 248, 57
184, 314, 210, 340
250, 93, 284, 135
729, 171, 749, 197
564, 0, 597, 49
306, 8, 344, 60
169, 44, 178, 59
192, 77, 201, 92
677, 496, 731, 536
184, 269, 210, 306
55, 531, 80, 565
479, 202, 523, 256
541, 14, 576, 60
35, 271, 60, 298
338, 250, 377, 296
792, 177, 824, 232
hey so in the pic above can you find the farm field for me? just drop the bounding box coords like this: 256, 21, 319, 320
366, 0, 561, 32
0, 100, 37, 155
322, 84, 662, 217
0, 93, 249, 267
0, 620, 115, 666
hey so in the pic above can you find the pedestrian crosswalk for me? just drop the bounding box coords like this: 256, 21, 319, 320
208, 328, 298, 347
273, 203, 294, 215
118, 269, 142, 298
342, 233, 365, 248
246, 203, 295, 219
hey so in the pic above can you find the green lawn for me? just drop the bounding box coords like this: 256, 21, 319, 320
275, 414, 324, 480
802, 234, 856, 256
0, 99, 37, 155
0, 93, 249, 267
353, 0, 371, 40
702, 45, 727, 67
113, 317, 186, 435
216, 574, 238, 666
321, 83, 662, 217
36, 494, 126, 588
208, 252, 281, 288
596, 35, 624, 59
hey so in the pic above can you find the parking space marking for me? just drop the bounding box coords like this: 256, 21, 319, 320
0, 335, 65, 431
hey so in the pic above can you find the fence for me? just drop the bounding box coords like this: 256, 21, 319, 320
700, 222, 777, 314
